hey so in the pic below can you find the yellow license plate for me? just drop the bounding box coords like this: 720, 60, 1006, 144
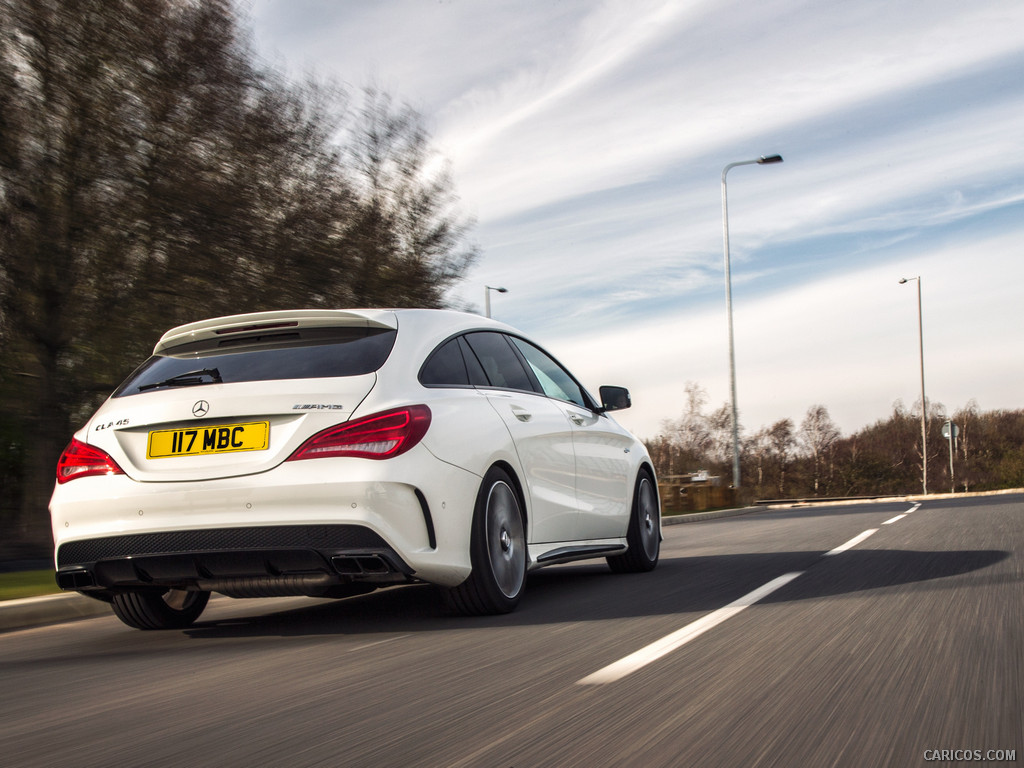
147, 422, 270, 459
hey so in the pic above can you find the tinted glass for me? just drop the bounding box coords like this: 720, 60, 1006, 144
509, 338, 587, 407
458, 337, 490, 386
419, 338, 469, 387
462, 332, 535, 392
113, 327, 396, 397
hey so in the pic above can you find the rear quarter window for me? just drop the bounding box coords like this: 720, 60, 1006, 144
419, 336, 491, 388
419, 338, 470, 387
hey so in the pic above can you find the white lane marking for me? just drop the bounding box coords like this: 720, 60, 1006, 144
579, 526, 887, 685
354, 636, 409, 652
886, 503, 920, 523
577, 571, 803, 685
824, 528, 878, 556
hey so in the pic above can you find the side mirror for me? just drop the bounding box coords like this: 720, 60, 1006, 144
598, 385, 631, 413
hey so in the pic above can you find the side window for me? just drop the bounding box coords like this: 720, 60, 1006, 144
419, 338, 469, 387
509, 338, 587, 407
462, 332, 536, 392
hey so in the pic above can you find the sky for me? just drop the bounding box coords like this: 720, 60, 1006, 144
242, 0, 1024, 441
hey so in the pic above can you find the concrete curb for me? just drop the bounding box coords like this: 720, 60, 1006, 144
754, 487, 1024, 510
0, 592, 110, 633
665, 488, 1024, 522
662, 506, 764, 524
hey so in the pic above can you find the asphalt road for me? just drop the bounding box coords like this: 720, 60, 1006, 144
1, 496, 1021, 768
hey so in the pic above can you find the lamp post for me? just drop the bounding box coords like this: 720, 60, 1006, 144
899, 276, 927, 494
485, 285, 507, 318
721, 154, 783, 489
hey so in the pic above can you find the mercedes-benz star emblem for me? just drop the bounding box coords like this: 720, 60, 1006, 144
192, 400, 210, 417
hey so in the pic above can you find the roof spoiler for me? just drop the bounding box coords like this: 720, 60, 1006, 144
154, 310, 398, 355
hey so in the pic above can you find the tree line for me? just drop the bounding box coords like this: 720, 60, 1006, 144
0, 0, 478, 553
647, 382, 1024, 502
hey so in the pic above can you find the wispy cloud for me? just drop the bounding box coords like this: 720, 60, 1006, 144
246, 0, 1024, 436
432, 1, 1024, 220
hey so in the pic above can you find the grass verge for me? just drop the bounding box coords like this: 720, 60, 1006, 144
0, 570, 60, 601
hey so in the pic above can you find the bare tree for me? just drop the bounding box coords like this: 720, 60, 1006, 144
952, 400, 980, 492
745, 427, 772, 492
343, 88, 478, 307
0, 0, 479, 552
799, 404, 841, 495
660, 382, 712, 466
707, 402, 737, 472
767, 419, 796, 497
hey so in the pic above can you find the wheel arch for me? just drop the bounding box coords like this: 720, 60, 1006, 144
488, 459, 529, 538
637, 461, 662, 540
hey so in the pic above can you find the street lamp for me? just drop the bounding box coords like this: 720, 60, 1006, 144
485, 285, 507, 318
721, 154, 783, 489
899, 276, 927, 494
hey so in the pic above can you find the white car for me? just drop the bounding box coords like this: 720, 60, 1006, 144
50, 309, 660, 629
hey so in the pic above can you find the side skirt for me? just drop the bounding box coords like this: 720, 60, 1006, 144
530, 541, 628, 568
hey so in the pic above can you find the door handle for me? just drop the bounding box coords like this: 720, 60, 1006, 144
568, 413, 585, 426
510, 406, 532, 422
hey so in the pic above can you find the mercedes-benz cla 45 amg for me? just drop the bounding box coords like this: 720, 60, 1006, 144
50, 309, 660, 629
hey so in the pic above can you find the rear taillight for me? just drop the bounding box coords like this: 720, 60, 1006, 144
287, 405, 431, 461
56, 438, 125, 484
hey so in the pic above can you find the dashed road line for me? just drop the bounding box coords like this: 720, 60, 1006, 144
885, 502, 922, 525
824, 528, 878, 556
577, 572, 803, 685
577, 507, 924, 685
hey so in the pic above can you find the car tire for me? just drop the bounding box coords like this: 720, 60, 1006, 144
111, 589, 210, 630
445, 467, 527, 615
607, 470, 660, 573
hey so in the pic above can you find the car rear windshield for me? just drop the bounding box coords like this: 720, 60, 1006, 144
112, 327, 397, 398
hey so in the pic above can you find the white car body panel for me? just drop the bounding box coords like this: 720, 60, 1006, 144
480, 389, 579, 543
560, 402, 635, 539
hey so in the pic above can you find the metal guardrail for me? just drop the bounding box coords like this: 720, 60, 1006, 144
753, 494, 894, 506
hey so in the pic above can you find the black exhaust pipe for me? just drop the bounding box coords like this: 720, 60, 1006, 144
331, 554, 391, 576
56, 568, 96, 590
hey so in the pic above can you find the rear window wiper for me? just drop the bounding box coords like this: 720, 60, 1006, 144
138, 368, 223, 391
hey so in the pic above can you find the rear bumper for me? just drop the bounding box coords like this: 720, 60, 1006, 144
50, 449, 483, 590
55, 524, 413, 598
